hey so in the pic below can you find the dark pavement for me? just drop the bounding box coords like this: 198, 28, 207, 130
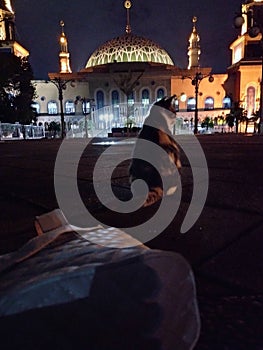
0, 134, 263, 349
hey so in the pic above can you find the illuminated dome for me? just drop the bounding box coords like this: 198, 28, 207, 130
86, 33, 174, 68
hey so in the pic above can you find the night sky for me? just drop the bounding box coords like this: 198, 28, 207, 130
13, 0, 243, 79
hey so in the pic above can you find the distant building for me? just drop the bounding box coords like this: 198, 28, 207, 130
0, 0, 29, 57
1, 0, 263, 135
225, 0, 263, 119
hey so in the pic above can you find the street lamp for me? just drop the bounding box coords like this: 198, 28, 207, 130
183, 72, 214, 134
49, 77, 74, 139
234, 3, 263, 133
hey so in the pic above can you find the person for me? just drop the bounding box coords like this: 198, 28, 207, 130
129, 95, 181, 207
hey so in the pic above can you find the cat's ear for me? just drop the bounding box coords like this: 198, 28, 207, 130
167, 95, 177, 103
154, 96, 168, 108
154, 95, 177, 111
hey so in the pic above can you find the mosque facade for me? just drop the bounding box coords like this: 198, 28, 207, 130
1, 0, 263, 136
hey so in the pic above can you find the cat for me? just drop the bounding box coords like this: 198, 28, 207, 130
129, 95, 181, 207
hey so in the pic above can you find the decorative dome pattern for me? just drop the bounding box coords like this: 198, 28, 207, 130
86, 34, 174, 68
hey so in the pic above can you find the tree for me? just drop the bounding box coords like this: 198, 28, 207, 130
227, 102, 244, 133
201, 117, 214, 130
48, 121, 60, 138
0, 53, 36, 124
225, 113, 235, 130
112, 69, 144, 126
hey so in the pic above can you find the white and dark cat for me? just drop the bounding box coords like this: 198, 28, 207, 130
129, 95, 181, 207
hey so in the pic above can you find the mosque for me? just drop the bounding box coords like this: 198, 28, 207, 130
0, 0, 263, 136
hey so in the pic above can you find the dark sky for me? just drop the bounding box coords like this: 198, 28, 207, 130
13, 0, 243, 79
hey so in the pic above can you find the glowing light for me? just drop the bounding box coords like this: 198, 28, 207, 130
4, 0, 14, 13
86, 34, 174, 68
180, 93, 187, 102
233, 45, 242, 64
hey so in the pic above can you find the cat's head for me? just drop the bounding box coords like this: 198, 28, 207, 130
154, 95, 178, 115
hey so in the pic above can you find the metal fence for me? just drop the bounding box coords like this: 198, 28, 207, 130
0, 123, 45, 140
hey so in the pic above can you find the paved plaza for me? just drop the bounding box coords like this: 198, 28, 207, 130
0, 133, 263, 349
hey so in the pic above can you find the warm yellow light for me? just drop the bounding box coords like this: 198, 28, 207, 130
4, 0, 13, 13
180, 93, 187, 102
13, 42, 29, 57
233, 46, 242, 64
124, 0, 132, 9
61, 62, 67, 72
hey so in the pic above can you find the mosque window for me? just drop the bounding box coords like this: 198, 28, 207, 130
6, 21, 15, 41
47, 101, 58, 115
65, 100, 75, 115
96, 90, 104, 109
82, 100, 91, 115
222, 97, 231, 109
112, 90, 119, 106
156, 88, 165, 101
141, 89, 150, 105
31, 102, 40, 114
233, 43, 242, 64
127, 91, 134, 105
204, 97, 214, 110
246, 86, 256, 116
187, 97, 196, 111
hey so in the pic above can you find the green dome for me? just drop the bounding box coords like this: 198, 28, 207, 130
86, 33, 174, 68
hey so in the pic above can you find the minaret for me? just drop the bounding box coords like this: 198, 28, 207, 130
231, 1, 263, 65
0, 0, 29, 57
187, 16, 201, 69
0, 0, 14, 41
59, 20, 72, 73
239, 0, 263, 36
124, 0, 132, 34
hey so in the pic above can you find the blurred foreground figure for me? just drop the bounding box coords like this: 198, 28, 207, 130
129, 95, 181, 207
